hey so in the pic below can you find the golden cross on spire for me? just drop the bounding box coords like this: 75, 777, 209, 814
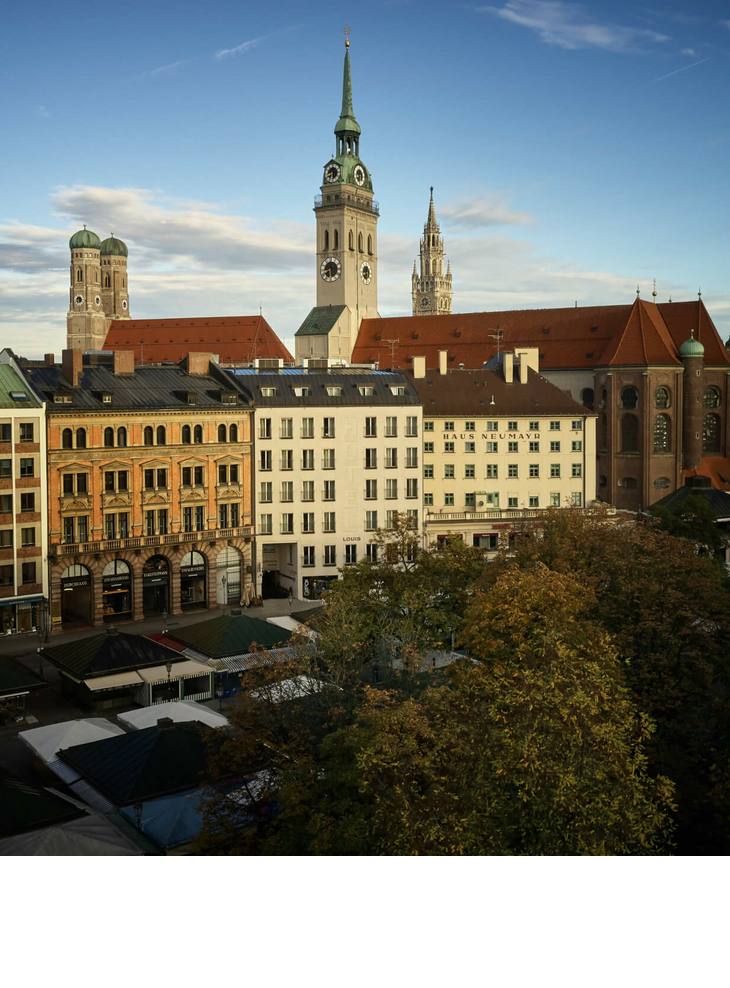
344, 24, 351, 48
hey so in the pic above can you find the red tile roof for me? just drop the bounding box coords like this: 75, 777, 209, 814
353, 299, 729, 371
681, 458, 730, 492
103, 315, 293, 365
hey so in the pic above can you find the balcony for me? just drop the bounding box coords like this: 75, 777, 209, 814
314, 194, 379, 216
51, 525, 253, 557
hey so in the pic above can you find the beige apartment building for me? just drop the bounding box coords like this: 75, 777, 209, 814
406, 350, 597, 549
230, 364, 422, 600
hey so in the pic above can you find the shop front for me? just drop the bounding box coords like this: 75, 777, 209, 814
60, 564, 92, 628
102, 560, 133, 623
180, 551, 207, 610
142, 555, 170, 615
216, 546, 242, 606
301, 574, 338, 600
0, 595, 44, 636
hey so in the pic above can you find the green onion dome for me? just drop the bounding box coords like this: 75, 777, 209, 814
100, 235, 128, 257
69, 226, 101, 249
679, 329, 704, 358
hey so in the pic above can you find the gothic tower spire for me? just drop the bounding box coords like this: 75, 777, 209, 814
412, 188, 453, 316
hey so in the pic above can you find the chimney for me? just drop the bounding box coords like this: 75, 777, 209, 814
413, 356, 426, 379
44, 353, 55, 366
156, 717, 175, 730
113, 350, 135, 375
187, 352, 212, 375
519, 356, 528, 385
61, 349, 82, 387
503, 353, 513, 384
438, 350, 448, 375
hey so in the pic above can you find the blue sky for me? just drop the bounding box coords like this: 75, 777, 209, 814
1, 0, 729, 355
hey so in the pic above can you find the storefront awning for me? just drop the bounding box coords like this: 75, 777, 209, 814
137, 660, 211, 683
83, 671, 144, 692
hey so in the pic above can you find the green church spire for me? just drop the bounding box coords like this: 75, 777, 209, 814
335, 39, 361, 138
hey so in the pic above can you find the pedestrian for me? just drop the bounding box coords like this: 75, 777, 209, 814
288, 586, 293, 612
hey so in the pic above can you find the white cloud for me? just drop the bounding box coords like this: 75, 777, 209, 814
478, 1, 670, 52
439, 194, 534, 229
215, 35, 268, 59
681, 48, 696, 56
37, 105, 51, 118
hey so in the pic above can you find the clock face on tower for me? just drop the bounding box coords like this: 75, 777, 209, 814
320, 256, 342, 282
360, 261, 372, 285
420, 297, 431, 309
324, 162, 341, 183
353, 165, 366, 187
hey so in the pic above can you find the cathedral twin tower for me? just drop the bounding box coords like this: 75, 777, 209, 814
67, 227, 129, 352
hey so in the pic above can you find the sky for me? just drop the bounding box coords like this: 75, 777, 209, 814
1, 0, 729, 357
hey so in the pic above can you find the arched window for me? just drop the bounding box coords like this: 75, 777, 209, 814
76, 269, 83, 282
143, 426, 153, 446
654, 387, 670, 409
653, 414, 671, 452
703, 414, 721, 453
620, 414, 639, 452
704, 387, 721, 409
182, 425, 191, 444
102, 558, 130, 577
601, 388, 607, 404
218, 424, 226, 442
122, 278, 125, 288
156, 426, 166, 446
620, 387, 638, 410
348, 230, 354, 251
358, 232, 363, 252
117, 427, 127, 447
104, 427, 114, 448
323, 229, 329, 251
104, 274, 110, 288
75, 428, 86, 449
580, 388, 594, 406
367, 235, 372, 255
193, 425, 203, 444
600, 414, 608, 450
333, 228, 339, 250
653, 477, 671, 490
62, 428, 73, 450
229, 424, 238, 443
618, 477, 638, 489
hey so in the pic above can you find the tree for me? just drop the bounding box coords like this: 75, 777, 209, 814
652, 494, 725, 558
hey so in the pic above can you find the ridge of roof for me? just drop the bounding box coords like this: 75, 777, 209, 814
295, 305, 349, 337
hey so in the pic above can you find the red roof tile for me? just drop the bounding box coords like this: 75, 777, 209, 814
601, 298, 680, 366
681, 457, 730, 492
103, 315, 293, 365
658, 300, 730, 367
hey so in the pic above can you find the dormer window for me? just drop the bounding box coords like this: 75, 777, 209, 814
261, 387, 278, 397
54, 394, 72, 404
390, 386, 406, 396
187, 394, 197, 405
102, 393, 112, 404
10, 392, 28, 403
221, 393, 238, 405
294, 387, 310, 397
359, 386, 375, 396
326, 386, 343, 396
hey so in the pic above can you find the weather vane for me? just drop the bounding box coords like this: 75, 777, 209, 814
344, 24, 351, 48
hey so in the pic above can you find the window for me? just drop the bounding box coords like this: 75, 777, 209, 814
549, 421, 561, 431
385, 448, 397, 468
423, 465, 434, 479
486, 442, 498, 453
104, 471, 115, 493
194, 466, 204, 485
529, 441, 540, 453
144, 469, 154, 490
20, 492, 34, 512
424, 493, 433, 506
281, 482, 293, 502
407, 509, 418, 529
653, 477, 671, 490
0, 495, 10, 513
302, 418, 314, 439
20, 458, 34, 478
406, 478, 418, 499
654, 388, 670, 409
621, 414, 639, 453
302, 449, 314, 470
385, 417, 397, 437
385, 479, 398, 499
572, 420, 583, 431
486, 421, 498, 431
366, 510, 378, 531
156, 426, 166, 446
571, 441, 582, 452
465, 441, 475, 453
465, 493, 476, 507
281, 514, 294, 535
571, 493, 582, 507
104, 427, 114, 448
444, 465, 455, 479
219, 504, 229, 528
359, 386, 375, 397
406, 448, 418, 468
260, 449, 272, 471
0, 530, 13, 547
529, 464, 539, 478
507, 421, 518, 431
572, 464, 582, 478
218, 424, 226, 442
302, 513, 315, 534
261, 388, 278, 398
182, 425, 192, 444
365, 417, 377, 437
365, 449, 377, 469
0, 425, 9, 443
704, 387, 721, 409
550, 464, 561, 478
620, 388, 638, 410
19, 423, 33, 443
529, 421, 540, 431
0, 460, 11, 479
194, 425, 203, 444
323, 449, 335, 470
303, 546, 315, 567
618, 478, 638, 490
62, 428, 73, 449
326, 386, 343, 397
323, 417, 335, 438
653, 414, 671, 453
62, 474, 74, 495
259, 514, 272, 535
365, 480, 378, 499
280, 418, 293, 439
280, 450, 293, 470
508, 497, 518, 508
444, 442, 455, 453
703, 414, 721, 453
366, 544, 378, 563
143, 426, 153, 446
464, 421, 475, 431
444, 421, 454, 431
550, 493, 560, 507
386, 510, 398, 529
218, 464, 228, 484
550, 441, 561, 453
302, 481, 314, 501
183, 507, 193, 532
465, 464, 475, 479
444, 493, 454, 506
21, 527, 35, 547
229, 424, 238, 442
529, 496, 539, 508
405, 417, 418, 437
323, 480, 336, 501
423, 442, 434, 453
259, 418, 272, 440
508, 464, 518, 478
117, 427, 127, 447
580, 389, 594, 407
345, 545, 357, 565
323, 512, 335, 533
508, 441, 518, 453
423, 421, 434, 432
231, 504, 240, 527
486, 465, 498, 479
0, 565, 12, 586
260, 482, 272, 502
21, 562, 36, 585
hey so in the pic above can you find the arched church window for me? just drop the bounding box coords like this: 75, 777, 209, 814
620, 387, 638, 410
580, 388, 594, 406
324, 230, 329, 251
654, 387, 670, 409
704, 387, 721, 408
348, 230, 354, 251
620, 414, 639, 452
77, 269, 83, 282
653, 414, 671, 452
703, 414, 720, 453
104, 274, 110, 288
122, 278, 125, 288
358, 233, 363, 252
333, 229, 339, 250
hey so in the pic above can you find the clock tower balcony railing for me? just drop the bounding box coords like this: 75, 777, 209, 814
315, 194, 379, 216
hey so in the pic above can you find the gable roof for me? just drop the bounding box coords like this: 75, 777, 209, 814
295, 305, 348, 337
352, 299, 730, 371
0, 772, 83, 838
104, 315, 293, 365
58, 721, 212, 804
0, 655, 47, 698
649, 480, 730, 520
40, 630, 183, 679
167, 613, 292, 659
0, 364, 42, 408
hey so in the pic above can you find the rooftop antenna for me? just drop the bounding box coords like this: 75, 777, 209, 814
668, 294, 673, 303
652, 279, 658, 303
636, 284, 641, 298
383, 339, 400, 369
698, 286, 702, 299
259, 301, 262, 317
489, 329, 502, 357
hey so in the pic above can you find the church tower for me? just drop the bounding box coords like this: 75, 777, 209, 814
100, 235, 130, 320
295, 35, 379, 364
67, 226, 108, 351
412, 188, 452, 316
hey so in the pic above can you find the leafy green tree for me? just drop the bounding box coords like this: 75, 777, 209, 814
652, 494, 725, 557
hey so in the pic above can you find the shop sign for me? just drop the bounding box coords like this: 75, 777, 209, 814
181, 565, 206, 577
143, 573, 169, 585
61, 579, 90, 589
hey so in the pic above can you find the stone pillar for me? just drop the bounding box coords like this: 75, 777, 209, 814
682, 354, 704, 471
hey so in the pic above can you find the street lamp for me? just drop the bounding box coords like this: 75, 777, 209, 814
165, 660, 174, 702
221, 575, 227, 616
161, 608, 168, 635
133, 802, 143, 831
